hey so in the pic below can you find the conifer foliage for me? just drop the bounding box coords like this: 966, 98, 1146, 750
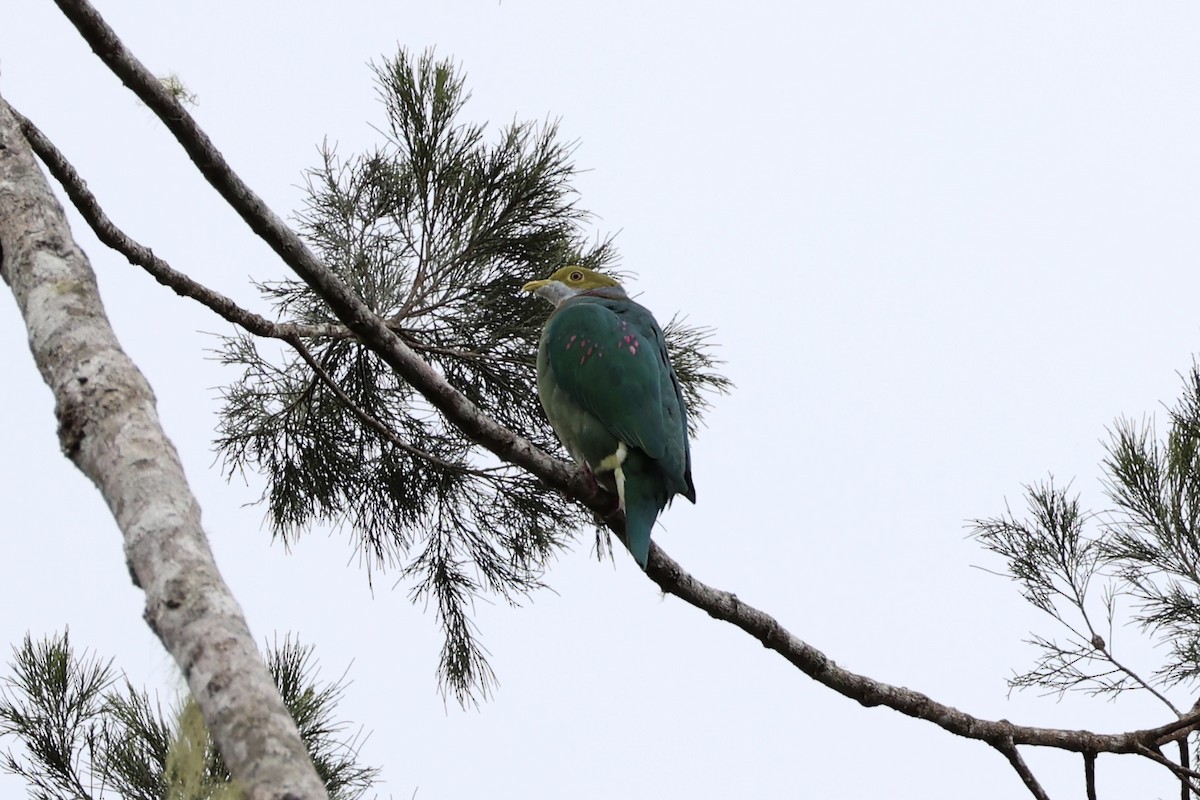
0, 632, 377, 800
214, 50, 730, 704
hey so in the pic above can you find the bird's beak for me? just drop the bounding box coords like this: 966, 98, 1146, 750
521, 279, 550, 293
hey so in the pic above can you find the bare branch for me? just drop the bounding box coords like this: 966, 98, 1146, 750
12, 105, 287, 337
992, 738, 1052, 800
13, 105, 362, 343
20, 107, 500, 364
1093, 637, 1182, 715
646, 542, 1200, 755
1135, 744, 1200, 795
0, 97, 327, 800
1180, 739, 1192, 800
1157, 715, 1200, 747
1084, 752, 1097, 800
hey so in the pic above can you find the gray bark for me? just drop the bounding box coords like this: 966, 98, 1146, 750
0, 95, 328, 800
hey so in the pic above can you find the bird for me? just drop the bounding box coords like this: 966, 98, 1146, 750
522, 266, 695, 568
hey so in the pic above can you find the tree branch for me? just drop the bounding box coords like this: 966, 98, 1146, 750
1084, 752, 1097, 800
11, 106, 355, 342
285, 333, 510, 481
1091, 631, 1181, 715
992, 738, 1052, 800
18, 105, 502, 364
1135, 744, 1200, 795
1180, 739, 1191, 800
0, 97, 328, 800
46, 0, 1200, 783
645, 542, 1200, 754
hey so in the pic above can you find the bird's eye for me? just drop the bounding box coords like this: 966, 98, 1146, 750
569, 270, 584, 282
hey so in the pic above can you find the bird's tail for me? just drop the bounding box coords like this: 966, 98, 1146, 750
620, 452, 670, 570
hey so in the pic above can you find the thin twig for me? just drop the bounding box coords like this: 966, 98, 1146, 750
285, 334, 509, 481
1181, 739, 1193, 800
1152, 712, 1200, 746
992, 738, 1052, 800
16, 105, 423, 346
1090, 638, 1181, 716
1084, 752, 1097, 800
1135, 744, 1200, 794
12, 106, 295, 338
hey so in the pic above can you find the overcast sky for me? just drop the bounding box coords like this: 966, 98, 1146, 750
5, 2, 1200, 798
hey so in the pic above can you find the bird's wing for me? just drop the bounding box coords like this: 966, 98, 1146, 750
543, 299, 670, 460
649, 321, 696, 502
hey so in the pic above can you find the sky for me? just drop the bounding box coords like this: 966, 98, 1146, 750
4, 2, 1200, 798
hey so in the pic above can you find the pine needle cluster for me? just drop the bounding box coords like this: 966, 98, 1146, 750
973, 362, 1200, 736
215, 49, 730, 704
0, 632, 376, 800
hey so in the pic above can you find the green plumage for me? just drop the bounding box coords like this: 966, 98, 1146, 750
524, 268, 695, 568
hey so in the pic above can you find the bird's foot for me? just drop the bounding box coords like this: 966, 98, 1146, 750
581, 465, 622, 520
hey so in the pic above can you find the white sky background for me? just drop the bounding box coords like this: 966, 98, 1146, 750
4, 2, 1200, 798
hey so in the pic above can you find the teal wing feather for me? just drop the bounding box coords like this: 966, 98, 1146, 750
542, 297, 672, 461
646, 315, 696, 503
